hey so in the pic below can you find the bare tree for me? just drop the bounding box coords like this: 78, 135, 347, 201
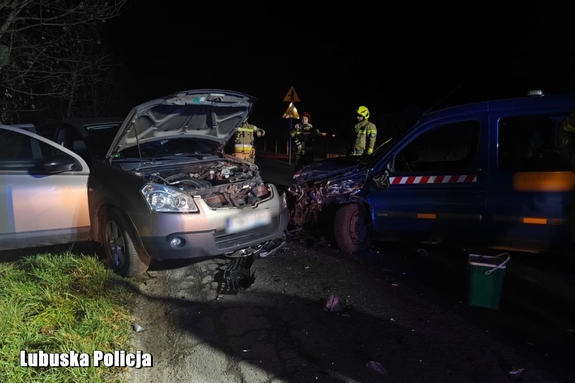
0, 0, 128, 123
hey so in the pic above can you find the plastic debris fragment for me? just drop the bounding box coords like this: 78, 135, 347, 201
509, 368, 524, 380
324, 293, 345, 312
366, 361, 388, 377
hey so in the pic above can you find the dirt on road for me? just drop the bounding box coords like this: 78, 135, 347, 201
124, 234, 563, 383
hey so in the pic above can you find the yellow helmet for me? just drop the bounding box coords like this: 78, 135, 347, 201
356, 106, 370, 119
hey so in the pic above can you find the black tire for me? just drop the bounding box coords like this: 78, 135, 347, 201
334, 203, 371, 253
104, 208, 151, 277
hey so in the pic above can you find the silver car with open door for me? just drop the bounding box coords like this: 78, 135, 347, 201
0, 125, 91, 250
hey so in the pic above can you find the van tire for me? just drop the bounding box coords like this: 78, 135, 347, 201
104, 208, 151, 277
334, 203, 371, 253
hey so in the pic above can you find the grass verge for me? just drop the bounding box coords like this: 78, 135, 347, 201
0, 251, 139, 383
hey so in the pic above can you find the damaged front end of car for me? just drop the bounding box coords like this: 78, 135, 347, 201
288, 166, 370, 227
136, 156, 289, 258
141, 157, 270, 209
224, 231, 287, 258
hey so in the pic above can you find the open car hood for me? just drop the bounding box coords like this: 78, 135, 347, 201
106, 89, 255, 159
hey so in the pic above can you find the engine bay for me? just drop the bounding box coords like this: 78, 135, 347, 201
141, 159, 271, 209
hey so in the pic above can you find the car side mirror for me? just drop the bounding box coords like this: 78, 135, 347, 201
371, 169, 390, 191
44, 154, 77, 173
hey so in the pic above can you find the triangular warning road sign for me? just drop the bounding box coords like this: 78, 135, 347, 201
282, 102, 299, 119
283, 86, 300, 102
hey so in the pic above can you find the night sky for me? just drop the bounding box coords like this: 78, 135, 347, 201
105, 3, 575, 138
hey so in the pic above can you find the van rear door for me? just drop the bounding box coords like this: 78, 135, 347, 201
487, 112, 574, 254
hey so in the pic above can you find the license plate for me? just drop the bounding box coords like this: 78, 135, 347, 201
226, 209, 272, 234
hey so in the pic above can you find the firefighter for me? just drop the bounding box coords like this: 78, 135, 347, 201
233, 119, 265, 163
290, 112, 319, 171
351, 105, 377, 156
560, 110, 575, 249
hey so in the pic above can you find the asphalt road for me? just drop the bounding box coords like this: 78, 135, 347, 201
125, 234, 575, 383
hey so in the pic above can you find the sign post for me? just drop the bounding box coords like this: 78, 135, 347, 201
282, 86, 300, 165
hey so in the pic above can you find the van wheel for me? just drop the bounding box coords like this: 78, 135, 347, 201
334, 203, 371, 253
104, 208, 151, 277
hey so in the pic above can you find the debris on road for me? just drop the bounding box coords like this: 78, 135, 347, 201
366, 361, 388, 377
214, 256, 255, 294
324, 293, 345, 313
508, 367, 524, 380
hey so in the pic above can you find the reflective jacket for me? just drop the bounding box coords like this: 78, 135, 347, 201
234, 123, 265, 154
290, 123, 319, 155
352, 119, 377, 156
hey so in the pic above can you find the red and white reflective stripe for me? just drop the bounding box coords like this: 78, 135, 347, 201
389, 175, 477, 185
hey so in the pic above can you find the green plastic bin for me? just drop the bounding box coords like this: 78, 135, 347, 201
468, 253, 510, 309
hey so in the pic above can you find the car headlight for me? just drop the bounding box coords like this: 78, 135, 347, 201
140, 184, 199, 213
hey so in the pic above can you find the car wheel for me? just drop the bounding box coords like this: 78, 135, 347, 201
334, 203, 371, 253
104, 208, 151, 277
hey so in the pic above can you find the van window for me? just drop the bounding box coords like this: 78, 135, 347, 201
394, 120, 480, 173
498, 114, 571, 172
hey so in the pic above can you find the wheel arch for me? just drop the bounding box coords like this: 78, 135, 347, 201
104, 206, 151, 277
92, 203, 148, 256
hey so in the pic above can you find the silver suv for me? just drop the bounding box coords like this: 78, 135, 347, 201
0, 89, 289, 276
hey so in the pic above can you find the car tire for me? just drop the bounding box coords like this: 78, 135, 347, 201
104, 208, 151, 277
334, 203, 371, 253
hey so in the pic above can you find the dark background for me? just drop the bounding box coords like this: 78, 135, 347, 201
104, 2, 575, 144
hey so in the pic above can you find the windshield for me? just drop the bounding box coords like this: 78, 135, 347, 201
115, 138, 220, 160
360, 136, 397, 165
85, 123, 122, 158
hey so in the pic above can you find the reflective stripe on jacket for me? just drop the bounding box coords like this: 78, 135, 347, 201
290, 123, 319, 155
352, 120, 377, 155
234, 123, 265, 150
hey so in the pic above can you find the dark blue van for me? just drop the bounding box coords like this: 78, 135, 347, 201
288, 92, 575, 255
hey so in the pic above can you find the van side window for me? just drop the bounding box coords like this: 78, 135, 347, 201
498, 115, 571, 172
394, 121, 480, 173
